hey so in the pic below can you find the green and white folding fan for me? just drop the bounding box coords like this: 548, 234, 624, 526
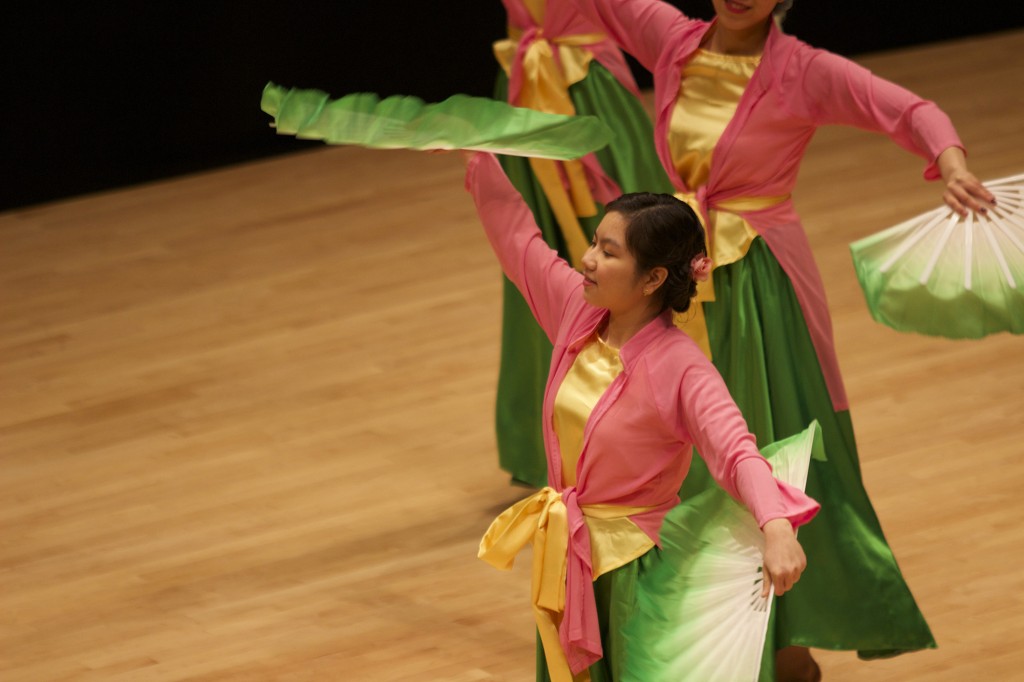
261, 82, 614, 160
850, 172, 1024, 338
619, 421, 825, 682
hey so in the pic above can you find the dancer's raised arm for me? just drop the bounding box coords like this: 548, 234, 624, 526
464, 152, 583, 341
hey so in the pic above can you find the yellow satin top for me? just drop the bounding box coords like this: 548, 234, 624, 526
670, 49, 760, 189
668, 50, 783, 359
552, 333, 655, 577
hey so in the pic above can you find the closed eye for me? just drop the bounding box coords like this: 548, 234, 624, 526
593, 235, 620, 258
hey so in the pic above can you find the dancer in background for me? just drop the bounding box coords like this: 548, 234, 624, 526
489, 0, 674, 487
558, 0, 995, 679
467, 150, 819, 682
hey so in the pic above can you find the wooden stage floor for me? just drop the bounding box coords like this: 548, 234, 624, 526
2, 29, 1023, 682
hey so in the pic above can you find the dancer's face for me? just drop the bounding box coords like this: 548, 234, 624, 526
580, 212, 652, 314
711, 0, 778, 34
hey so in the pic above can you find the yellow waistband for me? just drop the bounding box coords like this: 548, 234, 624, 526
675, 190, 791, 267
673, 191, 791, 359
713, 193, 791, 213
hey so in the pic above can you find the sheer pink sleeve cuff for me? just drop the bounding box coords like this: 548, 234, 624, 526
734, 458, 821, 530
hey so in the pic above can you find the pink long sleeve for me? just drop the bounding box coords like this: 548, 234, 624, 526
795, 49, 963, 180
734, 458, 820, 529
674, 354, 819, 530
565, 0, 693, 74
464, 153, 583, 342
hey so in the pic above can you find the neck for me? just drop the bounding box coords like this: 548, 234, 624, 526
602, 303, 661, 349
707, 19, 771, 55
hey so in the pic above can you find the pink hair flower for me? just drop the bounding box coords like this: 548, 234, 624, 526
690, 255, 713, 282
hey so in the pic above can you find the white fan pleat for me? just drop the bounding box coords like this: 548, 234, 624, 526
879, 209, 946, 273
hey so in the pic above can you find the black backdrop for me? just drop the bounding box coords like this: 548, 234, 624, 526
3, 1, 1022, 210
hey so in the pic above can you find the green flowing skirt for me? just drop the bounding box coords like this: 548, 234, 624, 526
492, 64, 674, 487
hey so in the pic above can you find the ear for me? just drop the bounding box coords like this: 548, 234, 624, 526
643, 266, 668, 295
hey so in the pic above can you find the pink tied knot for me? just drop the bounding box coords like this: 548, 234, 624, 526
507, 26, 544, 107
691, 255, 713, 282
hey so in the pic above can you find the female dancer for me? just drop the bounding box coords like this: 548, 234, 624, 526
489, 0, 675, 487
557, 0, 996, 678
467, 150, 819, 682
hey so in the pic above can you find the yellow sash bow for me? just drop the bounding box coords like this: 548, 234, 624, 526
479, 487, 654, 682
494, 27, 608, 268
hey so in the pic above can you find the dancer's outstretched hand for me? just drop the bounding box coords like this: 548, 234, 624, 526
938, 147, 996, 216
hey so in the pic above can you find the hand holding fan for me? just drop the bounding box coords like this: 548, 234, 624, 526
619, 421, 825, 682
850, 172, 1024, 338
261, 82, 614, 160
